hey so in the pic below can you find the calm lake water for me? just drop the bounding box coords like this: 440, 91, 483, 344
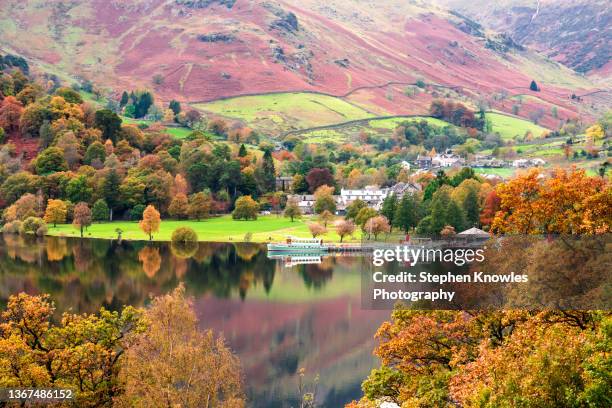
0, 235, 389, 407
2, 234, 604, 406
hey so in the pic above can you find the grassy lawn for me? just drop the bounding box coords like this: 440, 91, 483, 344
473, 167, 516, 178
164, 127, 194, 139
46, 215, 362, 243
486, 112, 549, 140
120, 116, 152, 125
192, 92, 374, 134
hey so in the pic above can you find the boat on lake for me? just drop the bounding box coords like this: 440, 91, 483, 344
267, 236, 327, 253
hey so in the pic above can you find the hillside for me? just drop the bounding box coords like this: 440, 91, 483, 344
1, 0, 607, 130
436, 0, 611, 77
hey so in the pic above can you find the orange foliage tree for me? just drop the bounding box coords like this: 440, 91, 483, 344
139, 205, 161, 240
350, 309, 609, 407
0, 96, 24, 131
491, 168, 610, 234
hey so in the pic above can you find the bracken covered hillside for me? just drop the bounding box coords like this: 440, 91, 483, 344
437, 0, 611, 77
0, 0, 608, 124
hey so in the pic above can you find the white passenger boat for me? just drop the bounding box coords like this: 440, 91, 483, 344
267, 236, 327, 253
285, 256, 322, 267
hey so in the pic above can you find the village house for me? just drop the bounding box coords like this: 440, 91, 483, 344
289, 182, 422, 215
416, 155, 433, 169
432, 150, 464, 167
339, 183, 422, 211
339, 186, 388, 210
287, 194, 317, 214
387, 181, 422, 197
469, 156, 506, 168
512, 158, 546, 168
275, 176, 293, 192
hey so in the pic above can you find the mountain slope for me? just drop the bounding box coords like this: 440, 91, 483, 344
436, 0, 611, 77
1, 0, 607, 127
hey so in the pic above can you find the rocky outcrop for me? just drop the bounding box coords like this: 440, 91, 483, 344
175, 0, 236, 9
264, 3, 299, 33
197, 32, 236, 43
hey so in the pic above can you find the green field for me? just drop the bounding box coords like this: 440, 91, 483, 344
297, 116, 454, 144
120, 116, 152, 126
299, 129, 349, 144
46, 215, 361, 243
368, 116, 450, 129
192, 92, 374, 135
473, 167, 516, 178
486, 112, 549, 140
164, 127, 195, 139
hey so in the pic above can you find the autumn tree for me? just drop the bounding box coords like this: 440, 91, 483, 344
480, 190, 501, 228
43, 199, 68, 227
34, 146, 68, 174
173, 173, 189, 196
336, 219, 356, 242
187, 192, 211, 221
308, 223, 327, 238
306, 167, 334, 193
168, 193, 189, 219
232, 195, 259, 220
284, 198, 302, 222
346, 199, 367, 221
491, 168, 609, 234
56, 131, 82, 168
116, 286, 244, 407
364, 215, 391, 240
139, 205, 161, 240
313, 185, 336, 214
0, 292, 143, 406
84, 141, 106, 165
73, 202, 92, 237
4, 193, 40, 221
0, 96, 23, 131
318, 209, 334, 227
355, 207, 377, 228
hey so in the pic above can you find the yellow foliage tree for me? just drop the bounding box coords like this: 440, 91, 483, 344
585, 124, 605, 141
43, 199, 68, 227
116, 286, 244, 407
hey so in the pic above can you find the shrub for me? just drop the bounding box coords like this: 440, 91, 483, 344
20, 217, 46, 235
170, 227, 198, 259
36, 224, 48, 237
130, 204, 146, 221
171, 227, 198, 243
2, 220, 22, 234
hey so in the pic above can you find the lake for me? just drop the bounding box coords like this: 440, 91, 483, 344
4, 234, 601, 406
0, 235, 389, 407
